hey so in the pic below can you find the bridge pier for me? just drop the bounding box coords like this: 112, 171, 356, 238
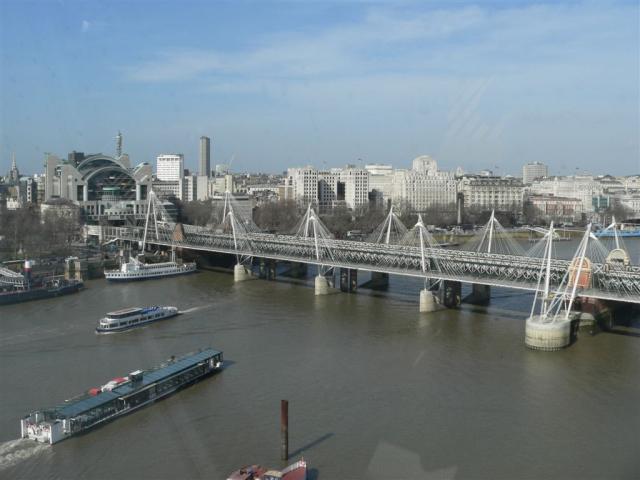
440, 280, 461, 308
339, 268, 358, 293
419, 288, 439, 312
234, 264, 252, 282
258, 259, 277, 280
288, 262, 308, 278
465, 284, 491, 305
370, 272, 389, 289
315, 274, 332, 295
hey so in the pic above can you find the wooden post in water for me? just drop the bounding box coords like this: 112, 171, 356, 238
281, 399, 289, 461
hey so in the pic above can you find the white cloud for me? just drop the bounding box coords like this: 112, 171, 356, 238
81, 20, 91, 33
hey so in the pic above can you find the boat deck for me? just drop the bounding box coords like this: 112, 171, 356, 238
50, 348, 222, 419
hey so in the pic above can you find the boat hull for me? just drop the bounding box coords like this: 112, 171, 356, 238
105, 264, 196, 282
0, 282, 83, 306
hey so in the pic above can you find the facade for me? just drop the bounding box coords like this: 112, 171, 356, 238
365, 164, 395, 207
152, 180, 181, 199
526, 194, 582, 222
287, 165, 369, 210
529, 176, 603, 214
522, 162, 548, 184
156, 154, 184, 181
44, 153, 152, 222
182, 175, 198, 202
199, 136, 211, 177
392, 156, 457, 212
458, 175, 524, 211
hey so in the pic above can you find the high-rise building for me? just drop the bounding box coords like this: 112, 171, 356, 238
156, 154, 184, 181
200, 136, 211, 177
522, 162, 548, 184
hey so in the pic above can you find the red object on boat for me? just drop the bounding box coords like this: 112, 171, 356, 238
88, 388, 101, 396
226, 460, 306, 480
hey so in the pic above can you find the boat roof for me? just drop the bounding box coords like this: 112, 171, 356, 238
50, 348, 222, 419
107, 307, 142, 316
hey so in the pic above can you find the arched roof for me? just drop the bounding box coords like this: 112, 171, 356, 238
77, 155, 129, 178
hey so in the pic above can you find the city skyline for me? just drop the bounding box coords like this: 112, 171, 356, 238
1, 0, 639, 175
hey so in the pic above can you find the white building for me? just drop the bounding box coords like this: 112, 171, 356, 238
522, 162, 549, 184
529, 176, 603, 214
365, 164, 395, 206
392, 156, 457, 211
458, 175, 524, 211
287, 165, 369, 210
181, 174, 198, 202
156, 154, 184, 181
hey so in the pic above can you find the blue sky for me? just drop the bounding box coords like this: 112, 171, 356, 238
1, 0, 638, 175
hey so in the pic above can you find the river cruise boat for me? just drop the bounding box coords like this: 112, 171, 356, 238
227, 460, 307, 480
104, 253, 196, 281
96, 306, 179, 333
21, 348, 223, 444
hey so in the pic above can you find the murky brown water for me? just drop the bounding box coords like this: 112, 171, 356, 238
1, 246, 639, 479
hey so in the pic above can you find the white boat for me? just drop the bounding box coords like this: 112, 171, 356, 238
104, 253, 196, 281
96, 305, 179, 333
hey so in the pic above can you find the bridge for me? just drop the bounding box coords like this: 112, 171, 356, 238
97, 192, 640, 307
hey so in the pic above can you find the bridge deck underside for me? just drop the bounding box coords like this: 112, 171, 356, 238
102, 225, 640, 304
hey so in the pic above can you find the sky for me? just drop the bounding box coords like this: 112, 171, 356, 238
0, 0, 638, 176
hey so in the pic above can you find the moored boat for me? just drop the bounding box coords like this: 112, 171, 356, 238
21, 348, 223, 444
96, 305, 179, 333
227, 460, 307, 480
104, 253, 196, 281
0, 261, 83, 305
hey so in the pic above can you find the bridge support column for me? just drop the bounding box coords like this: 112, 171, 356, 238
339, 268, 358, 292
288, 262, 308, 278
315, 274, 332, 295
259, 259, 267, 279
370, 272, 389, 289
420, 288, 438, 312
267, 260, 277, 281
440, 280, 461, 308
466, 284, 491, 305
234, 264, 252, 282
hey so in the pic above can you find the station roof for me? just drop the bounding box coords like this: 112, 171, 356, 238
53, 348, 222, 419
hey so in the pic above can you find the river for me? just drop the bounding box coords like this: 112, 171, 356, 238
1, 246, 639, 479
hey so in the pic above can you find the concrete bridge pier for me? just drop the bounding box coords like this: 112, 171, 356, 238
419, 288, 439, 312
315, 274, 332, 295
465, 284, 491, 305
234, 264, 252, 282
339, 268, 358, 292
440, 280, 462, 308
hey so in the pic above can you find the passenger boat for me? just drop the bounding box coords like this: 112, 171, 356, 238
104, 252, 196, 281
21, 348, 223, 444
227, 460, 307, 480
96, 306, 179, 333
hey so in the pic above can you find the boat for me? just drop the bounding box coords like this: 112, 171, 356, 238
96, 306, 179, 333
227, 460, 307, 480
0, 261, 83, 306
595, 228, 640, 238
21, 348, 223, 444
104, 252, 196, 281
594, 219, 640, 238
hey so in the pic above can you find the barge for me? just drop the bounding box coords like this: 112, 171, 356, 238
96, 306, 179, 333
21, 348, 223, 444
0, 260, 83, 305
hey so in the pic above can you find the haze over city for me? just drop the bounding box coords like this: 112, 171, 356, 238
1, 0, 638, 175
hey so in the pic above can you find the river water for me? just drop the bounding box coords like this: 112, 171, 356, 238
1, 244, 640, 479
